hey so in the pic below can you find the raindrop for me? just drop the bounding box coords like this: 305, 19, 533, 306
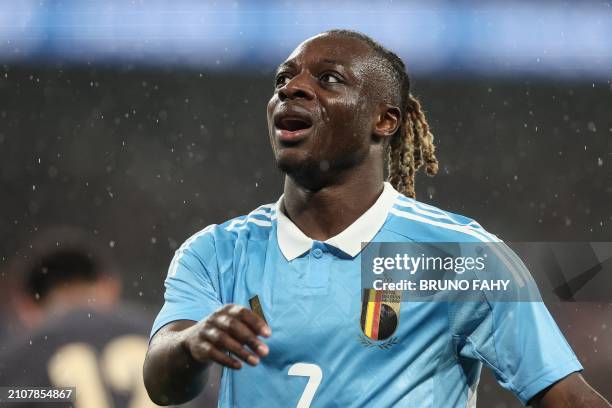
587, 121, 597, 132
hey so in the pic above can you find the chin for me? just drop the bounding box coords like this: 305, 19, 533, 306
274, 151, 327, 186
275, 152, 312, 175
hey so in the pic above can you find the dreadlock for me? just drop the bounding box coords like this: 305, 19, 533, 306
324, 29, 439, 198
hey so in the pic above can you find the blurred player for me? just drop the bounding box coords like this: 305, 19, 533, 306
0, 226, 158, 408
0, 267, 20, 343
144, 30, 610, 407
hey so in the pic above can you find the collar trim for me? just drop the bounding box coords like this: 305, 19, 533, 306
276, 182, 399, 260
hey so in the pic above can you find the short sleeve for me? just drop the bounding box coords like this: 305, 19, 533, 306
453, 253, 583, 405
150, 228, 222, 339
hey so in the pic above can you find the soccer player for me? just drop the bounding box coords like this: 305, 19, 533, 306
144, 30, 610, 407
0, 227, 157, 408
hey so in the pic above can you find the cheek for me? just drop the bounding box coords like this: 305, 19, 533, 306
315, 102, 369, 159
266, 96, 277, 126
355, 89, 375, 124
332, 96, 371, 137
322, 95, 363, 133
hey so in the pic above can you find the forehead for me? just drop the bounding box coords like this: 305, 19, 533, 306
282, 33, 375, 70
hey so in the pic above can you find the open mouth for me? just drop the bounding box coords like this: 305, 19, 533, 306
275, 116, 313, 132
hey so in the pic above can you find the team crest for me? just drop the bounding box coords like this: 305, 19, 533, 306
358, 289, 401, 349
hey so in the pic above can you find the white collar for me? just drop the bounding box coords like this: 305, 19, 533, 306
275, 182, 399, 260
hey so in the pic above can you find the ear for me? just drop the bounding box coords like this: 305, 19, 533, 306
372, 104, 401, 140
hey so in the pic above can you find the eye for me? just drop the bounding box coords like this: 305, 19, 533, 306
320, 72, 341, 84
275, 73, 291, 88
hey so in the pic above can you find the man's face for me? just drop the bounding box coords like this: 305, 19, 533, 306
267, 34, 380, 183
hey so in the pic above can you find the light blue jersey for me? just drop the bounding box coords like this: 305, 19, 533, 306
151, 182, 581, 407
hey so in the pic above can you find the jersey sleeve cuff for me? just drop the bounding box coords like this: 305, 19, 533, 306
516, 358, 583, 405
149, 309, 209, 341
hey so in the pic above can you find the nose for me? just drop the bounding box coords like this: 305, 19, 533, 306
278, 73, 315, 101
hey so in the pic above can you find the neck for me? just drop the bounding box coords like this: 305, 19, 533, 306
282, 155, 384, 241
43, 280, 119, 317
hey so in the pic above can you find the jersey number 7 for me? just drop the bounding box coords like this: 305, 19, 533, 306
288, 363, 323, 408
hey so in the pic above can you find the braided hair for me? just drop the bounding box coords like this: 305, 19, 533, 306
325, 29, 439, 198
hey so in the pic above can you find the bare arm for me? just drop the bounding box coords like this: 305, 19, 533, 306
143, 305, 271, 406
529, 373, 611, 408
143, 320, 207, 405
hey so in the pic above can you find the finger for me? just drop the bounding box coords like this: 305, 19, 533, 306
227, 305, 272, 338
213, 315, 269, 357
202, 326, 260, 365
207, 347, 243, 370
191, 340, 242, 370
218, 335, 261, 366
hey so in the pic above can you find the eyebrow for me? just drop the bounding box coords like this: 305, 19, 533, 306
275, 61, 295, 75
275, 58, 347, 76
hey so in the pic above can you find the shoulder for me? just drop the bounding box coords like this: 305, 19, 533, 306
220, 202, 277, 237
384, 194, 536, 287
384, 193, 500, 243
0, 307, 151, 386
170, 202, 276, 268
40, 308, 150, 340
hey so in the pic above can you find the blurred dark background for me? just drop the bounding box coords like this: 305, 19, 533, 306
0, 1, 611, 407
2, 69, 610, 301
1, 66, 610, 407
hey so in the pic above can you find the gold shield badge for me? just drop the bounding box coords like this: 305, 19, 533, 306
249, 295, 267, 324
360, 289, 402, 342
